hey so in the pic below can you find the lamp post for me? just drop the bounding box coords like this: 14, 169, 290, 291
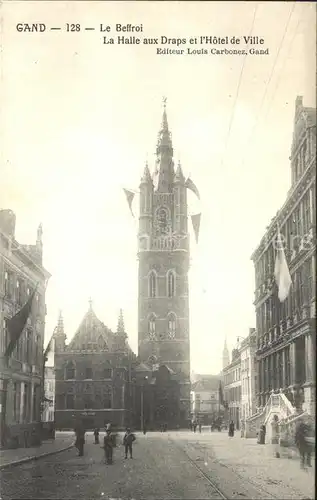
140, 376, 148, 432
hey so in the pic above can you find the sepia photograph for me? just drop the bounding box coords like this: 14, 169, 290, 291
0, 1, 316, 499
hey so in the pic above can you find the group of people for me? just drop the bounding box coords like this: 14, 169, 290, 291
189, 420, 202, 433
74, 423, 136, 464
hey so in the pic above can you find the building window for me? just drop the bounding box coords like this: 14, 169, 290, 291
148, 271, 157, 298
65, 361, 75, 380
85, 367, 92, 379
66, 394, 74, 409
4, 271, 11, 298
167, 271, 176, 297
23, 383, 28, 422
13, 383, 17, 421
167, 313, 176, 339
25, 330, 32, 365
103, 397, 112, 409
148, 314, 156, 339
156, 207, 169, 234
16, 279, 23, 306
103, 368, 112, 379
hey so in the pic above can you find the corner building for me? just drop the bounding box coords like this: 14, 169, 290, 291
0, 210, 50, 446
138, 104, 191, 426
251, 96, 316, 416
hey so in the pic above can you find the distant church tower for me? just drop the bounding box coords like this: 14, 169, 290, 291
222, 337, 230, 370
138, 100, 191, 420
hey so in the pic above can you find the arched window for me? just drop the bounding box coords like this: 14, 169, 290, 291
167, 313, 176, 339
156, 207, 169, 234
148, 314, 156, 339
65, 361, 75, 380
148, 271, 157, 298
167, 271, 176, 297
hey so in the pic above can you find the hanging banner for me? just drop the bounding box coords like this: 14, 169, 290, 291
191, 213, 201, 243
185, 177, 200, 200
123, 188, 135, 217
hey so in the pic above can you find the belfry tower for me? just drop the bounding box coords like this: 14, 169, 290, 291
138, 100, 191, 422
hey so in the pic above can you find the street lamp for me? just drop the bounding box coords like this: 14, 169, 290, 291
140, 376, 148, 432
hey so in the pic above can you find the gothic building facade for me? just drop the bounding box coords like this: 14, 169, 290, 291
54, 306, 135, 430
251, 96, 316, 416
0, 209, 50, 446
137, 103, 192, 427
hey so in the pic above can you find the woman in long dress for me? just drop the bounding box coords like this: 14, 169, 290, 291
228, 420, 235, 437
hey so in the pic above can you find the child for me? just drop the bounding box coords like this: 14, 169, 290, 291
123, 427, 136, 459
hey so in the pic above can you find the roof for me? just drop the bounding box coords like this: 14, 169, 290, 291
191, 375, 220, 392
135, 362, 151, 372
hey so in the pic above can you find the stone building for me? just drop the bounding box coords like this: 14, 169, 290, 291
251, 96, 316, 417
240, 329, 257, 437
54, 306, 135, 430
0, 209, 50, 446
223, 348, 241, 430
42, 366, 55, 422
137, 102, 195, 427
190, 374, 221, 425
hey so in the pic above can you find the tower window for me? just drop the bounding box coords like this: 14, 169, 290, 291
65, 361, 75, 380
167, 313, 176, 339
156, 207, 169, 234
85, 367, 92, 379
167, 271, 176, 297
148, 271, 157, 298
149, 314, 156, 339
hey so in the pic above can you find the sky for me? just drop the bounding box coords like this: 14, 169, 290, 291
1, 1, 316, 374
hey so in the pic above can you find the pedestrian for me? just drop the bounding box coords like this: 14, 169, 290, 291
93, 428, 100, 444
143, 422, 147, 435
228, 420, 235, 437
199, 422, 202, 433
74, 424, 85, 456
102, 429, 114, 464
193, 421, 197, 433
123, 427, 136, 459
189, 421, 193, 432
295, 419, 313, 469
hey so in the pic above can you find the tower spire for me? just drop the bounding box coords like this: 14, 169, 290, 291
155, 97, 174, 192
117, 308, 125, 334
222, 336, 230, 369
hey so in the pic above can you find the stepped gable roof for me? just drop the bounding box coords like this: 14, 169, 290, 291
67, 305, 113, 351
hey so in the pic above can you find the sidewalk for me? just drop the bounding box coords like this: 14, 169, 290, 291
0, 432, 75, 470
176, 431, 315, 500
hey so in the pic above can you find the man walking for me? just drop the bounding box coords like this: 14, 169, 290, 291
102, 429, 114, 464
74, 423, 85, 457
123, 427, 136, 459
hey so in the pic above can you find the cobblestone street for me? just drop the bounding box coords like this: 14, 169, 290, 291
0, 430, 314, 500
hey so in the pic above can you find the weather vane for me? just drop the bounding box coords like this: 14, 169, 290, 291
162, 96, 167, 107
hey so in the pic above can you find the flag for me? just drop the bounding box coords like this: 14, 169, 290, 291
185, 177, 200, 200
152, 161, 159, 190
5, 284, 38, 358
43, 337, 53, 363
218, 381, 224, 406
274, 229, 292, 302
191, 213, 201, 243
123, 188, 135, 217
